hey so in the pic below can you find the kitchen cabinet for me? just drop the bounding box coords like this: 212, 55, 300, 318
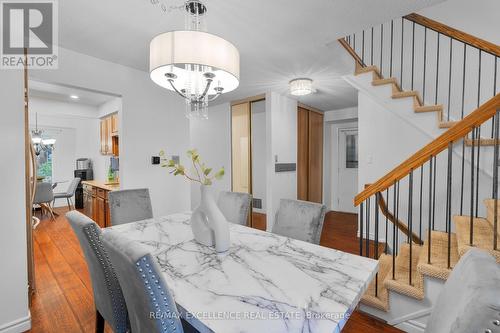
111, 114, 118, 136
82, 181, 119, 228
100, 113, 119, 156
83, 184, 93, 218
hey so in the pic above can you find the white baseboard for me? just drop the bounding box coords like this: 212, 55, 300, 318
0, 313, 31, 333
395, 320, 426, 333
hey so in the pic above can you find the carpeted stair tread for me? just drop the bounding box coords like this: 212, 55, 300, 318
417, 231, 459, 280
361, 253, 392, 311
384, 243, 424, 300
454, 215, 500, 262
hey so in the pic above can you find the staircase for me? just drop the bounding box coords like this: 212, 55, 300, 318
339, 12, 500, 332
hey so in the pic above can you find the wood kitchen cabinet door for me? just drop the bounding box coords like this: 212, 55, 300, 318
95, 196, 106, 228
100, 119, 107, 154
111, 114, 118, 136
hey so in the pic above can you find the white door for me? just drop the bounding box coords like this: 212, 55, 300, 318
336, 128, 358, 213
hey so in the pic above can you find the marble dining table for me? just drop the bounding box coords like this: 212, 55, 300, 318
104, 212, 378, 333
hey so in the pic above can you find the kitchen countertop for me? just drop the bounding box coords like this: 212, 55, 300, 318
81, 180, 120, 191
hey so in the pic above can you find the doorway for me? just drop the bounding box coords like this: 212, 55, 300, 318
335, 127, 358, 213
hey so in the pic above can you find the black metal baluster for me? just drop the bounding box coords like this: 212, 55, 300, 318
432, 155, 437, 230
411, 21, 415, 91
419, 165, 423, 242
447, 38, 453, 121
366, 197, 370, 258
375, 195, 380, 260
493, 110, 500, 251
459, 44, 467, 215
362, 30, 365, 64
461, 44, 467, 119
385, 188, 389, 254
392, 182, 397, 280
446, 142, 453, 268
400, 18, 405, 89
408, 171, 414, 285
380, 24, 384, 76
360, 201, 364, 256
492, 58, 498, 138
396, 181, 400, 255
371, 27, 374, 66
470, 127, 476, 245
353, 34, 356, 55
423, 28, 427, 103
390, 20, 394, 78
475, 126, 481, 218
435, 33, 440, 105
428, 157, 433, 264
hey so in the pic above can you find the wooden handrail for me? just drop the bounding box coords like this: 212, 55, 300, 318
366, 185, 423, 245
355, 93, 500, 206
404, 13, 500, 57
338, 38, 365, 68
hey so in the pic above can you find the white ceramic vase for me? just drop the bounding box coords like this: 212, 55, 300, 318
190, 185, 230, 252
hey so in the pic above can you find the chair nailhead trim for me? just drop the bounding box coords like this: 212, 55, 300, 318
84, 224, 128, 333
135, 255, 180, 333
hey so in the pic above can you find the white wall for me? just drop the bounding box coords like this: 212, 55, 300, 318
189, 103, 232, 209
251, 100, 267, 213
322, 107, 358, 211
29, 46, 191, 217
30, 97, 105, 206
265, 92, 298, 230
0, 71, 30, 331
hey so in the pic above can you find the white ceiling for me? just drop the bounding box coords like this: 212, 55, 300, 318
57, 0, 445, 110
29, 80, 119, 106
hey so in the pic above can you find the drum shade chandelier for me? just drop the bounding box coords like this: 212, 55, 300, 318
150, 0, 240, 119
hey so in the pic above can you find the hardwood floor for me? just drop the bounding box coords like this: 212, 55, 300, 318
29, 208, 400, 333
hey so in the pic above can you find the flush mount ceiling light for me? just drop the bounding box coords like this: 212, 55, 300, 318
70, 95, 79, 99
289, 78, 314, 96
150, 0, 240, 119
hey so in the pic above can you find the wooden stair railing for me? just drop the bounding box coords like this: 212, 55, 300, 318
403, 13, 500, 57
357, 93, 500, 205
365, 184, 423, 245
339, 12, 499, 144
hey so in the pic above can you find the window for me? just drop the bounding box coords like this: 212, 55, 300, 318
37, 149, 53, 183
345, 133, 358, 169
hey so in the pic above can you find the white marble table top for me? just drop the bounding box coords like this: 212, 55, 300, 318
104, 213, 378, 333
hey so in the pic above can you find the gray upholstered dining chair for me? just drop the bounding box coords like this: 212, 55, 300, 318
66, 211, 129, 333
271, 199, 327, 244
33, 181, 55, 221
217, 191, 252, 225
101, 229, 185, 333
108, 189, 153, 226
53, 177, 81, 210
425, 248, 500, 333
